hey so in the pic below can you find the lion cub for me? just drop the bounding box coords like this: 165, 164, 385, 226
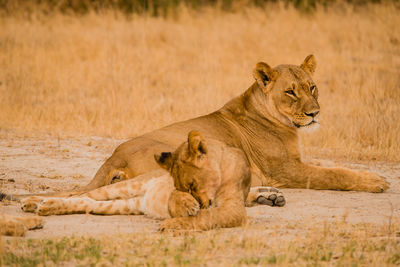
21, 131, 283, 230
156, 131, 252, 231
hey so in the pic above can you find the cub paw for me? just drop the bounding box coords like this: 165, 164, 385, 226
168, 191, 200, 218
251, 187, 286, 207
21, 196, 44, 213
179, 194, 200, 217
359, 171, 389, 193
37, 198, 64, 216
159, 218, 192, 231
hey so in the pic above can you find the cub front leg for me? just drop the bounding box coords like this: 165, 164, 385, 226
160, 202, 246, 231
168, 190, 200, 218
288, 163, 389, 192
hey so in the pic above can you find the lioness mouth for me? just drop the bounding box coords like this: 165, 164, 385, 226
293, 120, 317, 128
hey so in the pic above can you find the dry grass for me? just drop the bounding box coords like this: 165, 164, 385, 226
0, 3, 399, 163
1, 220, 399, 266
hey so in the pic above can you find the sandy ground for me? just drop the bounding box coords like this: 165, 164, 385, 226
0, 132, 399, 239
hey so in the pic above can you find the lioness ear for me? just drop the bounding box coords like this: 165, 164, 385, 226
253, 62, 277, 91
188, 130, 207, 158
154, 152, 172, 170
300, 54, 317, 75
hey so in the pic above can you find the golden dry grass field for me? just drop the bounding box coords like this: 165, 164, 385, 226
1, 2, 400, 266
1, 2, 399, 161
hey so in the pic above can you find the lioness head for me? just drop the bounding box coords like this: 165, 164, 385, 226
253, 55, 320, 129
154, 131, 220, 209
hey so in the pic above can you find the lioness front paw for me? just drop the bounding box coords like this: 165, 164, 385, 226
358, 171, 389, 193
250, 187, 286, 207
21, 196, 44, 213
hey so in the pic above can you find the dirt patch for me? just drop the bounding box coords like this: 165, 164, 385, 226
1, 133, 399, 238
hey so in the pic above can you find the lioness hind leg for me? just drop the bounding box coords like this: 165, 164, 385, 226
14, 215, 44, 230
0, 216, 26, 236
0, 214, 44, 236
246, 187, 286, 207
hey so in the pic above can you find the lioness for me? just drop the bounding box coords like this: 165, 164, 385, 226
78, 55, 388, 193
2, 55, 389, 202
20, 131, 279, 231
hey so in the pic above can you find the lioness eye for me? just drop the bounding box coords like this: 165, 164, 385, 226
285, 90, 296, 97
310, 85, 316, 93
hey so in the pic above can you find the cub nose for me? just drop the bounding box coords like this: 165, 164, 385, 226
305, 111, 319, 117
200, 198, 213, 209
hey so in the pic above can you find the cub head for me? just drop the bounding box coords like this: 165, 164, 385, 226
154, 131, 220, 209
253, 55, 320, 129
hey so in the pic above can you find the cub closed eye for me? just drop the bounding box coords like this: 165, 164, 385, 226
285, 89, 296, 97
189, 183, 195, 192
310, 85, 316, 93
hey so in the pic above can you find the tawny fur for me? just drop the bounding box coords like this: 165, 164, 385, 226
154, 130, 252, 231
4, 56, 388, 205
21, 170, 198, 219
0, 214, 44, 236
20, 131, 282, 231
71, 55, 387, 194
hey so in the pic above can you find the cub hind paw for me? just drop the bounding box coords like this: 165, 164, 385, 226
21, 196, 44, 213
37, 198, 65, 216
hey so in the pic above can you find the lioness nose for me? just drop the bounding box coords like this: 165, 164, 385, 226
305, 111, 319, 117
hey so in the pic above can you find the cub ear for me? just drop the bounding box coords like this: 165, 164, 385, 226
154, 152, 173, 170
188, 130, 207, 158
253, 62, 278, 91
300, 54, 317, 75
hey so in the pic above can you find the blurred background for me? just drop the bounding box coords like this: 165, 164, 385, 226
0, 0, 399, 161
